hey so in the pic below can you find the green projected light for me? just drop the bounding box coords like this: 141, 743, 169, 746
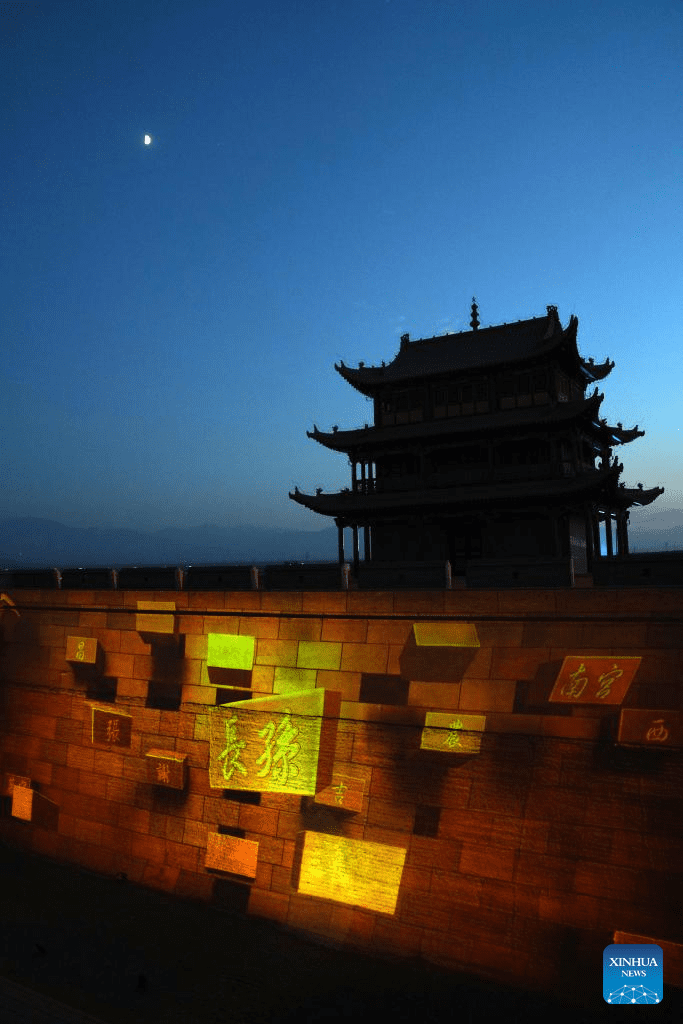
209, 689, 340, 794
207, 633, 255, 671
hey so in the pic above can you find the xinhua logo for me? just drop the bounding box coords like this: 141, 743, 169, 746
603, 944, 663, 1004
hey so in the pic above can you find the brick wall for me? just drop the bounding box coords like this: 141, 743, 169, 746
0, 586, 681, 999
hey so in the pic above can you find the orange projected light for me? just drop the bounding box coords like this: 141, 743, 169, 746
617, 709, 682, 748
420, 712, 486, 753
205, 833, 258, 877
135, 601, 176, 634
209, 689, 340, 794
298, 832, 406, 914
549, 656, 641, 704
65, 636, 99, 663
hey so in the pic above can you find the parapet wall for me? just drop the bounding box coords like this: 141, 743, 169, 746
1, 585, 682, 1002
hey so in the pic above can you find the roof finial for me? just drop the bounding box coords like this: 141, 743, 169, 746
470, 297, 479, 331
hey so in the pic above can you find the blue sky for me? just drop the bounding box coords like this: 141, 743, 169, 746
2, 0, 682, 535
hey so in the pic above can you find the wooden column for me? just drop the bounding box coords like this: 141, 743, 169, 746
622, 512, 630, 555
605, 512, 614, 557
583, 504, 594, 570
352, 525, 359, 576
593, 509, 602, 561
360, 460, 366, 492
351, 460, 357, 492
336, 521, 345, 565
363, 525, 370, 562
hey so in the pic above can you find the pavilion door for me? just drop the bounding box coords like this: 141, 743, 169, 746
568, 513, 587, 574
447, 519, 482, 571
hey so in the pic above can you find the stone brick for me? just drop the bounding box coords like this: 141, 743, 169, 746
365, 619, 413, 645
115, 677, 148, 701
273, 666, 317, 692
459, 678, 515, 712
255, 638, 298, 667
459, 843, 516, 881
92, 749, 125, 778
573, 860, 643, 901
366, 797, 415, 832
174, 738, 209, 769
373, 918, 423, 956
346, 592, 394, 615
300, 592, 347, 614
341, 642, 388, 673
491, 648, 549, 680
66, 744, 95, 772
259, 593, 304, 614
315, 670, 361, 701
394, 592, 445, 615
238, 803, 279, 836
183, 818, 210, 848
278, 618, 323, 641
119, 631, 151, 654
78, 611, 108, 629
238, 616, 278, 639
248, 888, 290, 924
297, 641, 342, 670
401, 891, 451, 932
130, 833, 167, 864
321, 618, 368, 643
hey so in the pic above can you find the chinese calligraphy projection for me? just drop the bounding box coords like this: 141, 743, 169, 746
209, 689, 341, 794
90, 705, 132, 747
145, 749, 187, 789
617, 709, 681, 748
420, 712, 486, 753
549, 657, 641, 705
298, 832, 407, 914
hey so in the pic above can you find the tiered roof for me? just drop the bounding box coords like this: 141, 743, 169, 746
334, 306, 614, 395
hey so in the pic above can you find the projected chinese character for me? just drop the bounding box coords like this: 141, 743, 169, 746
217, 713, 248, 782
209, 690, 341, 794
256, 711, 300, 785
645, 719, 669, 743
561, 662, 589, 700
445, 719, 463, 747
550, 657, 640, 705
596, 663, 624, 700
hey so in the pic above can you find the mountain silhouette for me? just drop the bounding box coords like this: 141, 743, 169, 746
1, 513, 681, 568
0, 518, 338, 567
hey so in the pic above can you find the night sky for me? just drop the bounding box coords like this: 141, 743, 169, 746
3, 0, 682, 535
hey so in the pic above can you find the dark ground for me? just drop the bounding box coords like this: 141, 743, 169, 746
0, 839, 680, 1024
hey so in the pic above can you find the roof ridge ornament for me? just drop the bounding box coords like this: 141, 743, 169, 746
470, 297, 479, 331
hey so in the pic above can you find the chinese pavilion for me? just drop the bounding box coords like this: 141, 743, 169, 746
289, 302, 664, 575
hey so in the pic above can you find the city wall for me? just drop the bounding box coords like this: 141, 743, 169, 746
0, 584, 682, 1001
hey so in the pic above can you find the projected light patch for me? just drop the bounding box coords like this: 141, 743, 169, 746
421, 712, 486, 753
209, 689, 340, 794
144, 134, 152, 145
298, 832, 406, 914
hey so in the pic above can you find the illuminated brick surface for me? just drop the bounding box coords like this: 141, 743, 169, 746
0, 584, 681, 1003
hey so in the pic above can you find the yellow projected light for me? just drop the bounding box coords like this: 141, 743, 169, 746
207, 633, 255, 671
209, 688, 340, 794
413, 622, 479, 647
421, 712, 486, 753
298, 832, 406, 914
